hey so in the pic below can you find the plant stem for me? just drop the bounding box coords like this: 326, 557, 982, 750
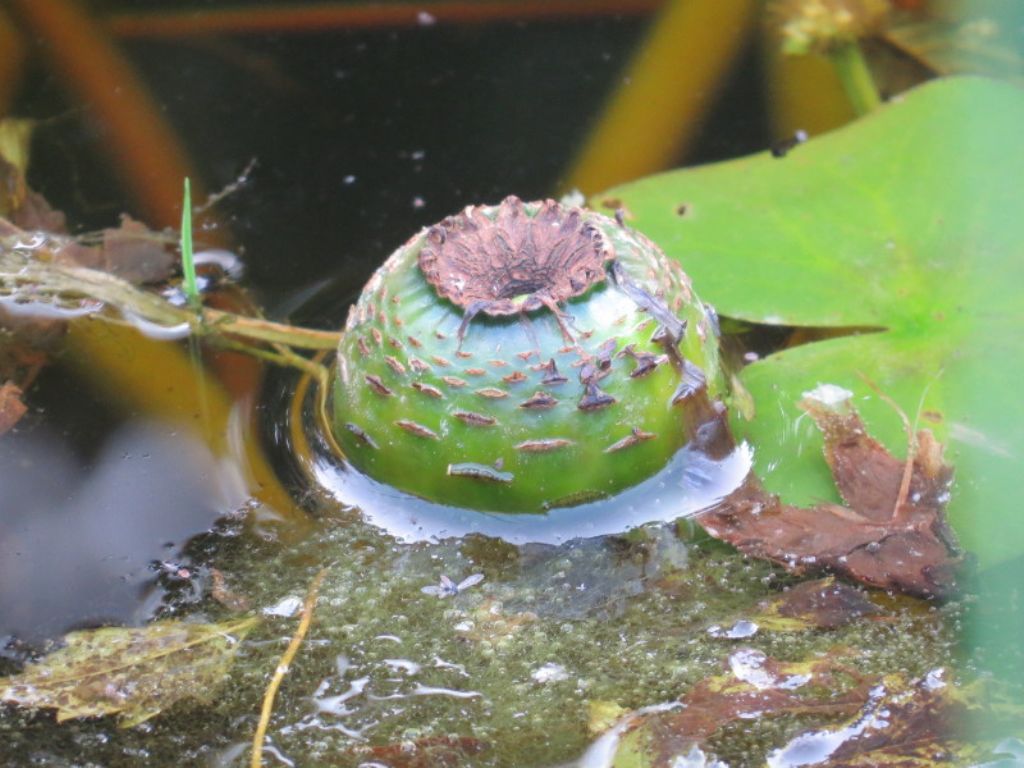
829, 42, 880, 116
202, 308, 341, 350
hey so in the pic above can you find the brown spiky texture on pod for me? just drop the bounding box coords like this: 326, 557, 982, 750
332, 196, 727, 512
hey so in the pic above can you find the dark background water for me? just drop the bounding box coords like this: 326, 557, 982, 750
19, 2, 769, 314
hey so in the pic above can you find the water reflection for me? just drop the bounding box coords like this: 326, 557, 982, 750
306, 436, 752, 546
0, 420, 244, 640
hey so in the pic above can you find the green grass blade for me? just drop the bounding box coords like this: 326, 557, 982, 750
179, 177, 199, 309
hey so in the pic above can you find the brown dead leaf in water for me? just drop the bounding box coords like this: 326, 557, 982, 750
609, 650, 874, 764
697, 396, 961, 598
1, 118, 175, 286
767, 669, 1008, 767
756, 577, 882, 631
607, 656, 1015, 767
48, 216, 176, 285
209, 567, 251, 612
0, 380, 27, 434
6, 185, 67, 233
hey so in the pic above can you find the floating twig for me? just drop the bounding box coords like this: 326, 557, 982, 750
251, 568, 328, 768
857, 373, 915, 521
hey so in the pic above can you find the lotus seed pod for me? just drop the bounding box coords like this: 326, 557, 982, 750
331, 196, 727, 512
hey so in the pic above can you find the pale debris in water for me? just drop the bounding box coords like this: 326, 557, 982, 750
531, 662, 569, 684
671, 746, 729, 768
263, 595, 303, 617
421, 573, 484, 597
559, 188, 586, 208
707, 619, 759, 639
923, 667, 946, 691
802, 383, 854, 406
729, 648, 775, 689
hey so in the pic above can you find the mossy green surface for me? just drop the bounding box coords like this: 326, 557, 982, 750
1, 506, 978, 768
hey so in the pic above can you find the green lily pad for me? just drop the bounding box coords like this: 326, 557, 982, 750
0, 617, 258, 726
597, 76, 1024, 567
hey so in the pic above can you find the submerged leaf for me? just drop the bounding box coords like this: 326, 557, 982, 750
697, 395, 960, 598
0, 617, 257, 726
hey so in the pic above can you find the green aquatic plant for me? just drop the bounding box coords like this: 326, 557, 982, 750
178, 176, 199, 310
330, 196, 729, 512
599, 76, 1023, 569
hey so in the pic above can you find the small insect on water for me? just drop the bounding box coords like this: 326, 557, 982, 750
421, 573, 485, 598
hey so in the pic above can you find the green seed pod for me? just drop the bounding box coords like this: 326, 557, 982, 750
331, 196, 726, 512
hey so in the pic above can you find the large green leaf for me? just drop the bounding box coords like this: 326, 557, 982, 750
597, 77, 1024, 566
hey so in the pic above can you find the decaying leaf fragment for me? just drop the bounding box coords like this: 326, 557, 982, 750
767, 669, 1014, 767
0, 616, 257, 726
601, 650, 874, 766
598, 655, 1016, 768
755, 577, 882, 632
0, 118, 176, 285
697, 392, 961, 598
0, 380, 27, 435
50, 215, 177, 285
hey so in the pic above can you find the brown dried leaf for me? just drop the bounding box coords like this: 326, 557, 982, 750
1, 116, 174, 285
56, 216, 176, 284
0, 118, 177, 406
697, 398, 961, 598
8, 187, 68, 233
0, 381, 27, 435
